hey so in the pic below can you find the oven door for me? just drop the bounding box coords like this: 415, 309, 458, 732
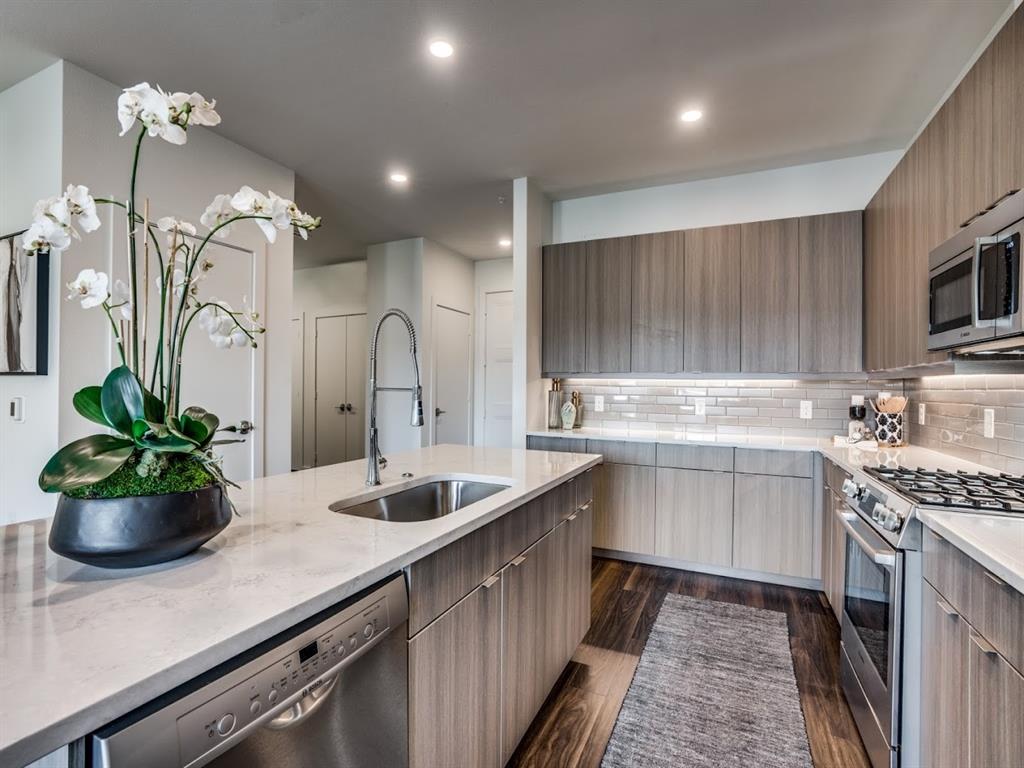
838, 507, 902, 768
929, 248, 995, 350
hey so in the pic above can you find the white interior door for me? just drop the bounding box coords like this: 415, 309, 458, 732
483, 290, 514, 448
344, 314, 367, 460
177, 239, 261, 484
433, 305, 472, 445
314, 314, 349, 466
290, 316, 304, 470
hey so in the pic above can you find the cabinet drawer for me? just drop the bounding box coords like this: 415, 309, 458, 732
526, 435, 580, 452
586, 439, 656, 466
655, 443, 734, 472
970, 562, 1024, 674
575, 468, 595, 511
734, 448, 813, 477
922, 527, 973, 617
823, 457, 851, 495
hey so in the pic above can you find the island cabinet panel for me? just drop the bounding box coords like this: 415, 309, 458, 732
409, 572, 503, 768
542, 242, 587, 374
654, 468, 734, 567
740, 218, 799, 372
586, 237, 633, 373
920, 582, 970, 768
592, 462, 656, 554
631, 231, 686, 372
564, 503, 593, 660
683, 224, 742, 372
732, 474, 815, 578
798, 211, 863, 373
968, 631, 1024, 768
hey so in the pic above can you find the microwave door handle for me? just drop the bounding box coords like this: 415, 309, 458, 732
838, 511, 896, 567
973, 236, 999, 328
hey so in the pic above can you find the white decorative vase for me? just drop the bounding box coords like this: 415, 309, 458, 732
560, 401, 577, 430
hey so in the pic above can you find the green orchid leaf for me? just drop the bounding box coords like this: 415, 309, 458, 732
38, 434, 134, 493
143, 389, 166, 423
131, 419, 170, 442
138, 427, 200, 454
179, 407, 219, 447
72, 386, 110, 428
100, 366, 145, 437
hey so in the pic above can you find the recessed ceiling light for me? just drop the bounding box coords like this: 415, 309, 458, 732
429, 40, 454, 58
389, 172, 409, 184
498, 238, 511, 248
679, 109, 703, 123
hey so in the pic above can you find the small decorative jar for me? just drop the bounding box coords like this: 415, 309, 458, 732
875, 412, 905, 447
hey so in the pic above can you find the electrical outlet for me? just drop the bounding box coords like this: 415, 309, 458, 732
918, 403, 926, 425
8, 396, 25, 423
800, 401, 813, 420
594, 395, 605, 412
983, 408, 995, 439
694, 397, 707, 416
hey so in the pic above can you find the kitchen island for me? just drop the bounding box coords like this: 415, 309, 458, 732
0, 444, 600, 768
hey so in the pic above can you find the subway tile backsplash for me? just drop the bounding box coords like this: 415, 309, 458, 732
906, 375, 1024, 475
559, 378, 906, 439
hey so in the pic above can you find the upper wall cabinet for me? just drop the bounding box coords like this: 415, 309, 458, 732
993, 9, 1024, 203
586, 237, 632, 373
799, 211, 863, 372
684, 225, 742, 373
631, 231, 685, 373
740, 218, 799, 373
542, 241, 587, 374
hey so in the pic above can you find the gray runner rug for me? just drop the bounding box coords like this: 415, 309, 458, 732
601, 594, 814, 768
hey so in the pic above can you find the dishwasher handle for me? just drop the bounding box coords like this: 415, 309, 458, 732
263, 673, 340, 730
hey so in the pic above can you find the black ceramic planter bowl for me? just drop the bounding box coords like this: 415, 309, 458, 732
49, 485, 232, 568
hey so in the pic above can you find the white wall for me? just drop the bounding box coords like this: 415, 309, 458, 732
292, 261, 368, 468
0, 63, 63, 524
473, 258, 513, 445
549, 150, 903, 243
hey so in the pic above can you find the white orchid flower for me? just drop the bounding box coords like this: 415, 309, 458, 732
110, 279, 133, 320
200, 193, 236, 236
60, 185, 101, 234
231, 186, 280, 242
117, 82, 186, 145
66, 269, 109, 309
197, 301, 250, 348
168, 91, 221, 128
22, 216, 71, 255
156, 216, 197, 247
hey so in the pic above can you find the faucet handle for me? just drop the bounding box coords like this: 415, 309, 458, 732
378, 456, 388, 468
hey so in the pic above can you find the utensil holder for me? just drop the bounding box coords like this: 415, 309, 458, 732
874, 412, 905, 447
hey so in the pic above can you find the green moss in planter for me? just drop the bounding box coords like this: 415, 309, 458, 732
64, 452, 215, 500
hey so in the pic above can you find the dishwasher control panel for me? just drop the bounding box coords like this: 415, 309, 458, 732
177, 597, 390, 766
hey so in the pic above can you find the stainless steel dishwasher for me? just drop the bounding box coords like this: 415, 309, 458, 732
90, 574, 408, 768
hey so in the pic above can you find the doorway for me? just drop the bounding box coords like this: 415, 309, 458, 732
313, 312, 367, 466
432, 305, 472, 445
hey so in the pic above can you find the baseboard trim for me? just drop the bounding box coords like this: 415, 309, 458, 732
593, 548, 824, 591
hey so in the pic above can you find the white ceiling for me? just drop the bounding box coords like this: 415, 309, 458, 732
0, 1, 1011, 267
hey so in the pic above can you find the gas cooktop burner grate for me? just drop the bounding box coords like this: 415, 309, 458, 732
863, 466, 1024, 515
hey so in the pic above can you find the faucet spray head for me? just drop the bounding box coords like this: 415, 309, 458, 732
411, 385, 424, 427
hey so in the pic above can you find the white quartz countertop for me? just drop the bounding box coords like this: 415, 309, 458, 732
527, 427, 1001, 476
917, 511, 1024, 595
0, 445, 600, 767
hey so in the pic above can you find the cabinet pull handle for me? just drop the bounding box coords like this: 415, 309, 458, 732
936, 598, 959, 618
984, 570, 1006, 588
969, 629, 998, 656
567, 512, 578, 522
482, 574, 500, 589
578, 502, 592, 512
511, 555, 526, 567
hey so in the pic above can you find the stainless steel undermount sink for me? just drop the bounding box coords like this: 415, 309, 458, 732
330, 479, 510, 523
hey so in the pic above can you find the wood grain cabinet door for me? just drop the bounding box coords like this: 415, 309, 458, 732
631, 231, 685, 372
732, 474, 815, 578
993, 7, 1024, 201
740, 218, 799, 372
586, 237, 633, 373
592, 463, 657, 554
565, 503, 593, 658
968, 628, 1024, 768
542, 242, 587, 375
654, 467, 734, 567
798, 212, 863, 373
684, 224, 742, 372
828, 493, 846, 623
919, 582, 970, 768
948, 43, 997, 228
409, 573, 503, 768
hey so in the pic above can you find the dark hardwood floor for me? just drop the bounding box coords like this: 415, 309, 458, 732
508, 557, 871, 768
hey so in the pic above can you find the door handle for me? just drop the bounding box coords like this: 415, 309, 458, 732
435, 408, 446, 418
346, 403, 353, 413
973, 235, 999, 328
222, 420, 254, 435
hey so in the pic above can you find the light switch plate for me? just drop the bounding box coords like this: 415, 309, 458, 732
799, 401, 813, 420
918, 403, 926, 425
983, 408, 995, 439
694, 397, 707, 416
9, 396, 25, 423
594, 395, 605, 412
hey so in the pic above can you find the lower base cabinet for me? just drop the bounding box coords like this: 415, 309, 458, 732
593, 463, 656, 554
968, 626, 1024, 768
409, 482, 593, 768
920, 582, 970, 768
733, 473, 815, 578
821, 490, 847, 622
654, 467, 733, 566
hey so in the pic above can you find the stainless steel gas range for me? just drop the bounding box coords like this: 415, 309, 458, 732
835, 463, 1024, 768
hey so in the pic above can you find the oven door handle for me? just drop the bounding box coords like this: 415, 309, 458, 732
973, 235, 999, 328
838, 511, 897, 567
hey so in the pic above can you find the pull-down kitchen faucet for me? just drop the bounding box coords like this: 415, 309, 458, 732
366, 308, 424, 486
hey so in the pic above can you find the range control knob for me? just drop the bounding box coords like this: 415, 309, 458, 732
842, 478, 863, 500
216, 713, 236, 736
873, 502, 902, 531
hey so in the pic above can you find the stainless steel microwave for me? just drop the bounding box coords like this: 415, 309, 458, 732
928, 192, 1023, 351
